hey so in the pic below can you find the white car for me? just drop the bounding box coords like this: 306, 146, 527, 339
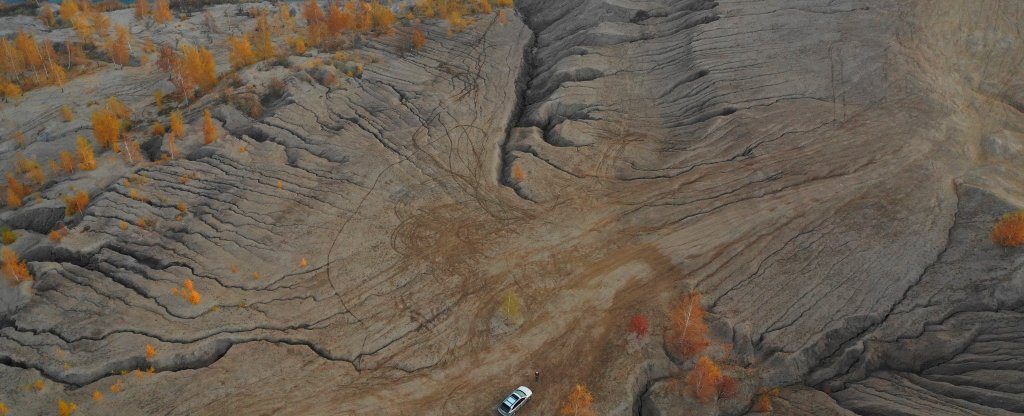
497, 386, 533, 415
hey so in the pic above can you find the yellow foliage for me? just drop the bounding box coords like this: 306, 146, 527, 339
176, 279, 201, 304
495, 0, 513, 6
108, 25, 131, 66
92, 109, 121, 151
110, 379, 124, 393
58, 399, 77, 416
153, 0, 173, 23
0, 401, 7, 415
203, 110, 218, 144
1, 228, 15, 244
179, 45, 217, 92
5, 175, 25, 208
253, 13, 276, 59
60, 150, 75, 174
228, 35, 257, 69
92, 390, 103, 401
501, 290, 520, 320
135, 0, 149, 18
146, 344, 156, 359
560, 384, 595, 416
62, 105, 74, 121
1, 80, 22, 101
32, 379, 44, 391
278, 2, 295, 32
77, 136, 97, 170
62, 0, 81, 23
413, 26, 427, 49
289, 36, 307, 54
300, 257, 308, 268
170, 110, 185, 138
49, 230, 64, 242
64, 192, 89, 216
154, 89, 165, 107
118, 221, 128, 230
39, 5, 57, 27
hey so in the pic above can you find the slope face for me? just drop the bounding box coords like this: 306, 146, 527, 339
1, 0, 1023, 415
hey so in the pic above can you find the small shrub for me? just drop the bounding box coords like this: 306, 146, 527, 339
1, 227, 16, 244
629, 313, 650, 339
752, 388, 780, 413
992, 211, 1024, 247
60, 150, 76, 174
64, 192, 90, 216
685, 356, 722, 403
718, 375, 738, 399
62, 105, 75, 122
146, 344, 156, 359
110, 379, 125, 393
92, 391, 103, 401
203, 110, 218, 144
57, 399, 77, 416
560, 384, 594, 416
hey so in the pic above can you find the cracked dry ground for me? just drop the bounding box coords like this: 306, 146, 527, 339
2, 0, 1024, 415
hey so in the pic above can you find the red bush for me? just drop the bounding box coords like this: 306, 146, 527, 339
629, 313, 650, 338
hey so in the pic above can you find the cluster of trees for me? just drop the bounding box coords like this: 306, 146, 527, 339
1, 246, 31, 284
156, 44, 216, 102
171, 278, 202, 304
992, 211, 1024, 247
0, 31, 69, 96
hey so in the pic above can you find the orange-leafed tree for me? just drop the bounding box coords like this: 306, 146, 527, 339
153, 0, 173, 23
413, 25, 426, 49
481, 0, 493, 14
15, 31, 43, 72
992, 211, 1024, 247
108, 96, 132, 119
629, 313, 650, 339
135, 0, 150, 18
560, 384, 596, 416
228, 35, 257, 69
1, 80, 22, 102
669, 290, 710, 358
40, 5, 58, 28
369, 3, 396, 33
62, 105, 74, 121
92, 109, 121, 151
72, 15, 95, 45
61, 0, 81, 24
752, 388, 780, 413
326, 2, 353, 35
146, 344, 156, 359
59, 150, 75, 174
180, 44, 217, 93
685, 356, 722, 403
170, 110, 185, 138
278, 2, 295, 32
253, 13, 276, 59
303, 0, 325, 46
108, 25, 131, 66
203, 109, 218, 144
64, 191, 89, 216
2, 247, 31, 284
6, 174, 28, 208
77, 136, 97, 170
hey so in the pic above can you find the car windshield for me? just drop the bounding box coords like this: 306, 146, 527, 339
499, 402, 511, 412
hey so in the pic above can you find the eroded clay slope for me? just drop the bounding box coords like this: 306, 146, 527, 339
0, 0, 1022, 415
